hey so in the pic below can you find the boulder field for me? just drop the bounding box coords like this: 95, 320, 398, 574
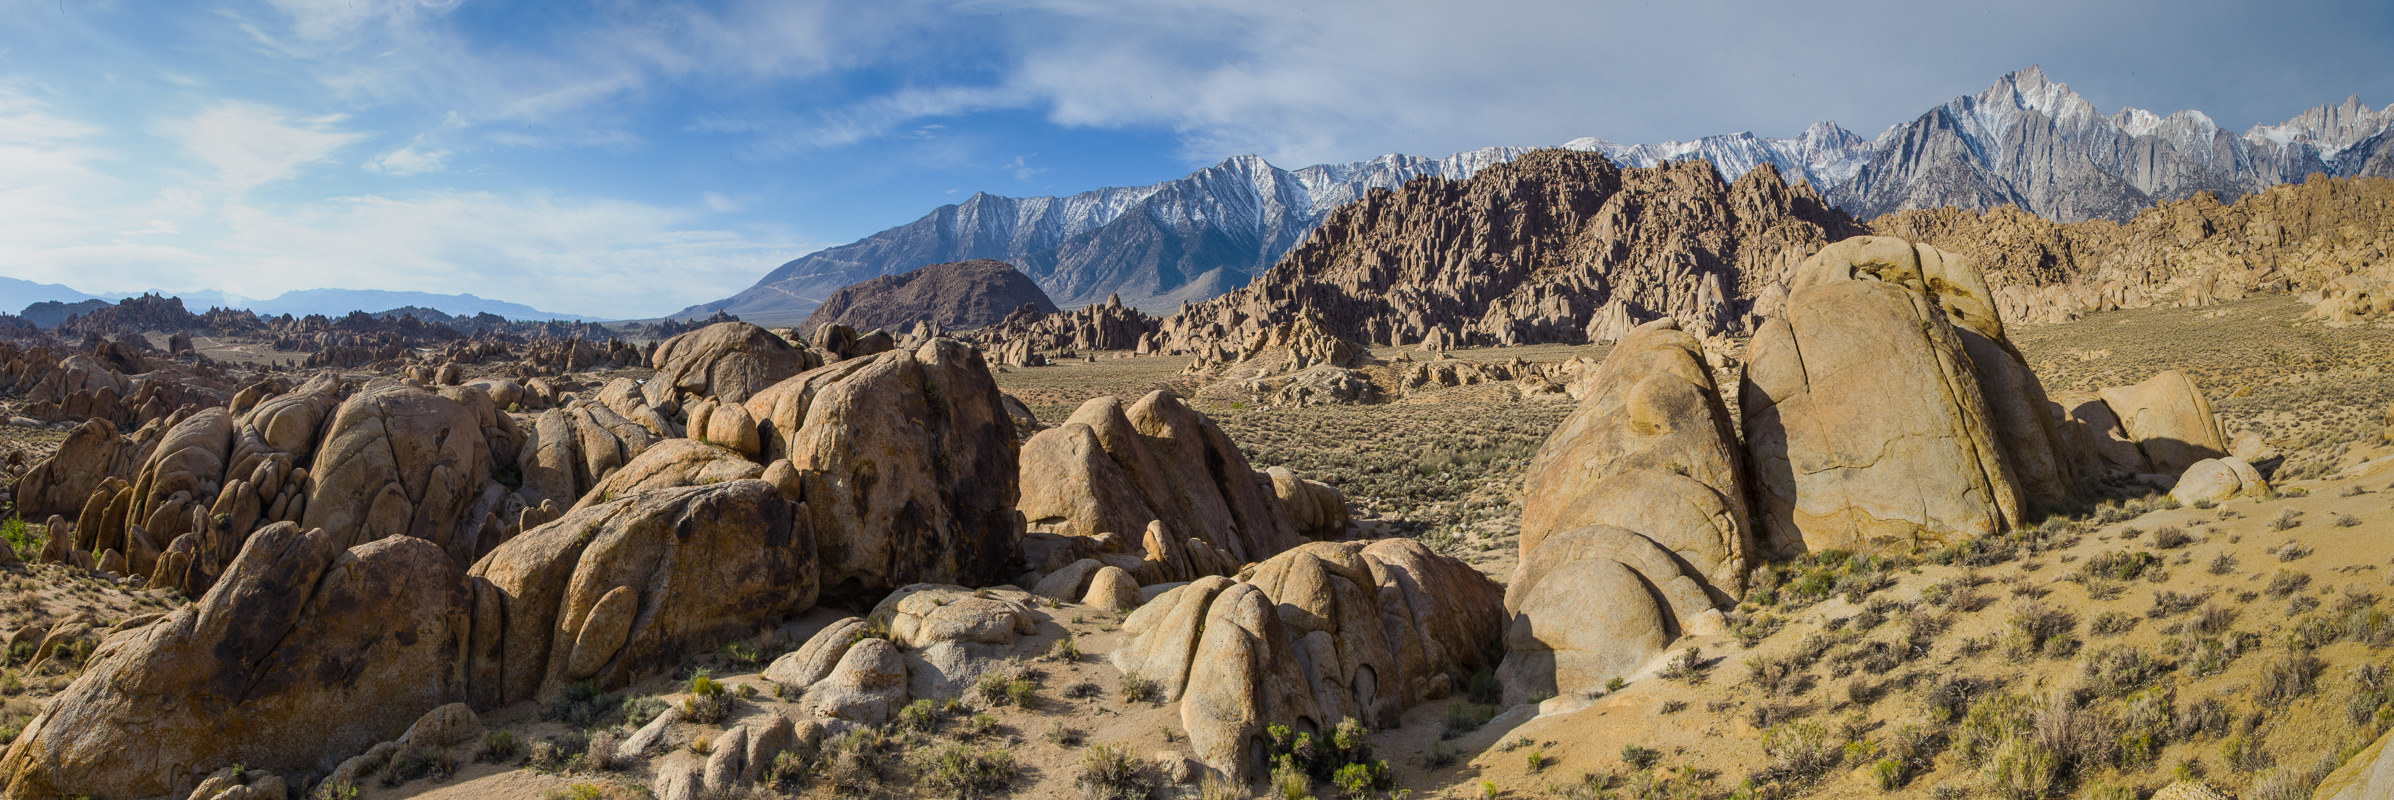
0, 234, 2275, 799
0, 323, 1411, 799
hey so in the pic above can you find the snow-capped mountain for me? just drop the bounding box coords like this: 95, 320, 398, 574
1563, 121, 1874, 189
682, 67, 2392, 324
676, 145, 1539, 323
1833, 66, 2392, 222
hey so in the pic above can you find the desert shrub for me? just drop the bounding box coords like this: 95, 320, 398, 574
2275, 540, 2315, 561
680, 672, 731, 725
0, 519, 36, 563
1659, 646, 1708, 684
1044, 721, 1086, 747
2153, 526, 2193, 549
477, 729, 523, 764
915, 743, 1019, 800
378, 744, 452, 787
2268, 509, 2304, 531
821, 727, 898, 797
2177, 696, 2232, 741
1049, 636, 1083, 662
2266, 570, 2313, 598
1621, 742, 1662, 770
1759, 721, 1840, 783
2258, 651, 2328, 704
2079, 645, 2165, 696
2088, 611, 2137, 636
2246, 756, 2342, 800
1464, 668, 1502, 705
1119, 671, 1160, 704
896, 698, 944, 733
2209, 552, 2239, 575
2149, 590, 2209, 618
975, 661, 1037, 708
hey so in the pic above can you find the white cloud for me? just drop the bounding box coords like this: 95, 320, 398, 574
365, 143, 448, 175
158, 101, 369, 191
703, 192, 741, 212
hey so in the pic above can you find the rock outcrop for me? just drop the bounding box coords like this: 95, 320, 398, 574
1015, 391, 1302, 580
301, 384, 494, 563
643, 322, 821, 409
1153, 150, 1864, 355
798, 259, 1058, 336
1742, 237, 2054, 554
1503, 319, 1750, 704
743, 338, 1021, 595
1112, 540, 1503, 782
0, 527, 475, 800
471, 480, 816, 706
2095, 370, 2228, 475
965, 295, 1163, 356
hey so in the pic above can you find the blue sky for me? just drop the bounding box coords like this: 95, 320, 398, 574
1, 0, 2389, 319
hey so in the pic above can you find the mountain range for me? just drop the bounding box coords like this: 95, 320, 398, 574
0, 280, 599, 324
680, 66, 2394, 326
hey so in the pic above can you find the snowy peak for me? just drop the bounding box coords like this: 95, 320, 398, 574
2244, 95, 2394, 155
1560, 124, 1871, 188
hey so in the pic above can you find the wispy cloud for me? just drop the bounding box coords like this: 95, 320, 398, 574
365, 142, 447, 175
157, 101, 368, 191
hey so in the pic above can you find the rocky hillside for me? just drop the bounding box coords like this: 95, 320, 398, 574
796, 259, 1056, 337
1154, 149, 1863, 354
1873, 174, 2394, 324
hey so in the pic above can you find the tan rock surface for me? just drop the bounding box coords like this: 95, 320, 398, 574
0, 526, 474, 800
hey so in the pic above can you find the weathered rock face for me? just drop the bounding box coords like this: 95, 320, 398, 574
1519, 319, 1752, 588
2095, 370, 2228, 475
12, 419, 149, 523
799, 259, 1059, 336
471, 480, 816, 706
1267, 467, 1350, 541
0, 526, 475, 800
567, 439, 766, 513
868, 584, 1046, 700
1872, 174, 2394, 325
303, 385, 494, 563
515, 399, 660, 512
1154, 151, 1863, 357
1111, 540, 1503, 782
1742, 237, 2029, 554
644, 322, 821, 409
744, 338, 1021, 596
1016, 391, 1301, 579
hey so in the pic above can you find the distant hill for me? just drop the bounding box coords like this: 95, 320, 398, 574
0, 276, 105, 315
228, 289, 598, 321
6, 283, 598, 323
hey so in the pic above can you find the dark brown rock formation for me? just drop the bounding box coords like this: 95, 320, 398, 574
799, 259, 1057, 336
1155, 150, 1864, 354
